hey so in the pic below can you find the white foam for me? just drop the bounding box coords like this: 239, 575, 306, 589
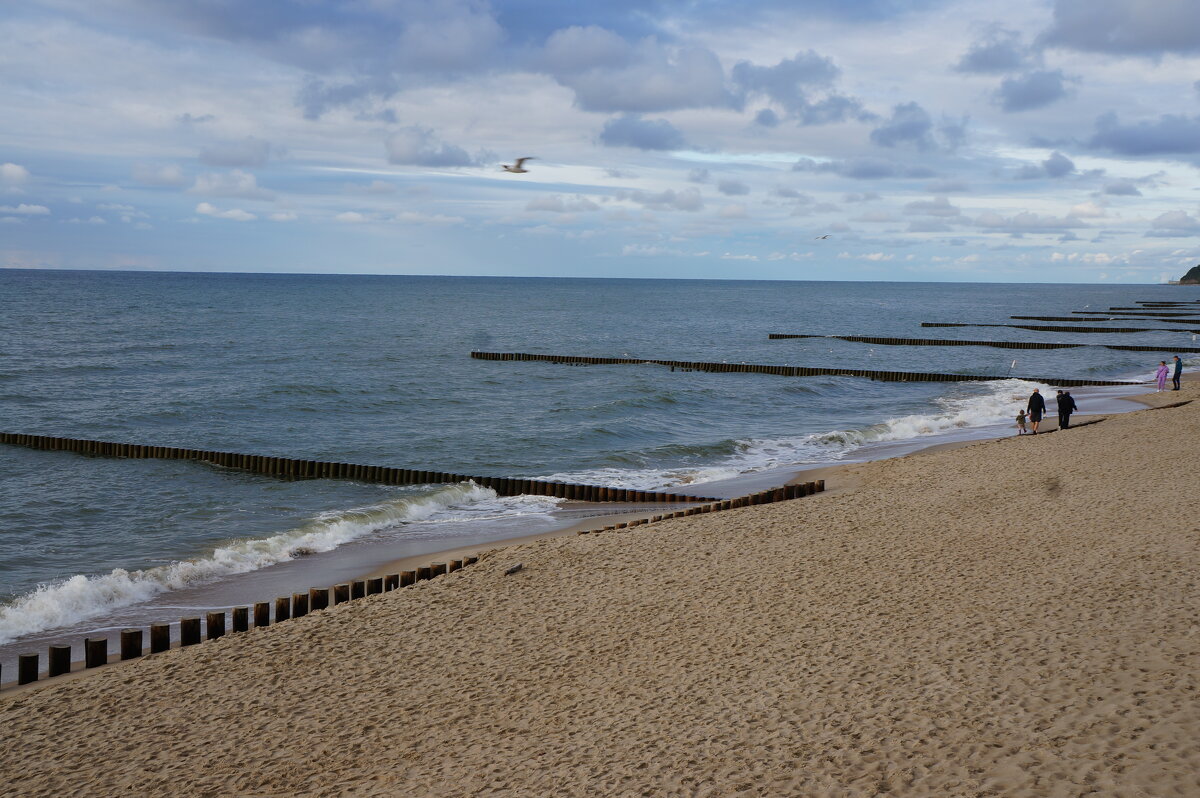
0, 482, 496, 644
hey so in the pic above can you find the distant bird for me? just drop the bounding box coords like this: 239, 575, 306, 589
815, 234, 831, 239
502, 157, 534, 174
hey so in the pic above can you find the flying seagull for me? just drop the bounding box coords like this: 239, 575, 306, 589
502, 157, 534, 174
815, 234, 831, 239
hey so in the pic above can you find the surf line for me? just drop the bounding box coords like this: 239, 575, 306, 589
470, 351, 1146, 388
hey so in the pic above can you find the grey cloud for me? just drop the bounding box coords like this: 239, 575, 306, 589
996, 70, 1070, 112
854, 211, 899, 223
794, 157, 936, 180
754, 109, 780, 127
541, 26, 630, 73
908, 220, 954, 233
925, 180, 968, 192
199, 137, 271, 168
1017, 151, 1076, 179
132, 163, 187, 187
188, 170, 273, 200
843, 192, 881, 202
385, 127, 479, 167
526, 194, 601, 213
177, 112, 215, 125
870, 102, 934, 149
1102, 181, 1142, 196
1145, 210, 1200, 237
614, 187, 703, 211
775, 187, 813, 201
955, 27, 1033, 73
904, 197, 961, 217
973, 211, 1087, 232
717, 179, 749, 196
599, 114, 685, 151
687, 168, 710, 183
1089, 111, 1200, 156
1040, 0, 1200, 56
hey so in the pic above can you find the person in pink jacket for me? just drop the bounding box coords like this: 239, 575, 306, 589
1155, 361, 1170, 391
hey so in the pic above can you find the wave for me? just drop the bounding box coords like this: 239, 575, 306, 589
0, 482, 496, 645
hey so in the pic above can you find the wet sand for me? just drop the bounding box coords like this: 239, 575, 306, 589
1, 388, 1196, 796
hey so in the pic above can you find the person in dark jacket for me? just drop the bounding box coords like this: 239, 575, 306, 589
1027, 388, 1046, 434
1058, 391, 1077, 429
1173, 355, 1183, 391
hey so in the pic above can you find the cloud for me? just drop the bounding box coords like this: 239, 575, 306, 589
1, 163, 30, 184
394, 211, 464, 225
870, 102, 934, 149
0, 204, 50, 215
1088, 111, 1200, 156
269, 211, 297, 221
842, 191, 881, 202
385, 126, 480, 166
526, 194, 602, 213
904, 197, 961, 217
1102, 181, 1142, 196
1145, 210, 1200, 237
794, 157, 935, 180
955, 27, 1033, 73
1017, 151, 1076, 179
599, 114, 685, 150
189, 170, 273, 200
754, 108, 780, 127
973, 211, 1087, 232
195, 202, 255, 221
730, 50, 870, 124
545, 32, 734, 112
996, 70, 1070, 112
1068, 201, 1107, 218
1040, 0, 1200, 56
199, 137, 271, 168
687, 168, 709, 183
718, 204, 747, 219
335, 211, 367, 223
717, 179, 749, 196
614, 187, 703, 211
925, 180, 968, 193
132, 163, 187, 187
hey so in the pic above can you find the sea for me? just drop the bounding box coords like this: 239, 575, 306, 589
2, 270, 1197, 672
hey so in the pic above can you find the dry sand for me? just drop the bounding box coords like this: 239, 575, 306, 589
1, 390, 1197, 797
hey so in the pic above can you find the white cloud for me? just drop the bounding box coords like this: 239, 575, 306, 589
269, 211, 298, 222
526, 195, 601, 213
718, 204, 747, 219
132, 163, 187, 187
189, 170, 273, 200
394, 211, 464, 225
0, 163, 30, 184
64, 216, 106, 225
0, 204, 49, 215
721, 252, 759, 260
335, 211, 367, 223
196, 202, 256, 221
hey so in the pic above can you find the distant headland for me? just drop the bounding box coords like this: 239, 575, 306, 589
1172, 265, 1200, 285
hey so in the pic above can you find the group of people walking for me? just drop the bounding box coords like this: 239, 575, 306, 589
1017, 388, 1076, 435
1016, 355, 1184, 435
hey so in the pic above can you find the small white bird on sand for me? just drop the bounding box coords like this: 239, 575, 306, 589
815, 234, 831, 239
502, 157, 534, 174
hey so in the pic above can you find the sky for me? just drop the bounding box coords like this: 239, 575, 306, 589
2, 0, 1200, 283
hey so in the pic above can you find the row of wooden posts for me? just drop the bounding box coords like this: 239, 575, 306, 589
2, 557, 478, 689
577, 480, 824, 535
924, 322, 1200, 335
470, 351, 1143, 388
1012, 315, 1200, 324
0, 433, 720, 504
767, 334, 1200, 354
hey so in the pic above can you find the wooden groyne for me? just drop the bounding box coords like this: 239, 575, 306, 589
1010, 315, 1200, 324
767, 334, 1200, 354
1077, 310, 1200, 318
470, 351, 1144, 387
0, 479, 827, 691
0, 433, 720, 504
923, 322, 1200, 335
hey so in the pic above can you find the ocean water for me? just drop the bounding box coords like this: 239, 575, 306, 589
2, 270, 1197, 664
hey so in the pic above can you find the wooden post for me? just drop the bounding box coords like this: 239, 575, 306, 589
120, 628, 143, 660
206, 611, 226, 640
351, 581, 366, 599
367, 577, 383, 595
254, 602, 271, 627
292, 593, 308, 618
448, 559, 462, 572
309, 587, 329, 612
180, 617, 201, 645
431, 562, 447, 577
400, 570, 416, 587
416, 566, 431, 582
18, 653, 39, 685
150, 623, 171, 653
85, 638, 108, 667
48, 644, 71, 677
464, 556, 478, 566
333, 584, 350, 604
384, 574, 399, 591
275, 596, 291, 623
232, 607, 249, 632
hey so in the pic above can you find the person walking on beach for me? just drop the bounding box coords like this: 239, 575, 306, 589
1027, 388, 1046, 434
1155, 361, 1170, 391
1016, 409, 1027, 435
1058, 391, 1077, 429
1172, 355, 1182, 391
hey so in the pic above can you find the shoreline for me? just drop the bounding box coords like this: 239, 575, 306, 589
1, 380, 1194, 795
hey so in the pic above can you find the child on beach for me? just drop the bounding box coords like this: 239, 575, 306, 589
1016, 409, 1027, 435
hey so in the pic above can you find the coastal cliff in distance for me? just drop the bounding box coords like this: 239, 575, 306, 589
1179, 265, 1200, 285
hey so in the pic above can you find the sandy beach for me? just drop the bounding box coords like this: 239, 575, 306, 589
1, 386, 1196, 796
